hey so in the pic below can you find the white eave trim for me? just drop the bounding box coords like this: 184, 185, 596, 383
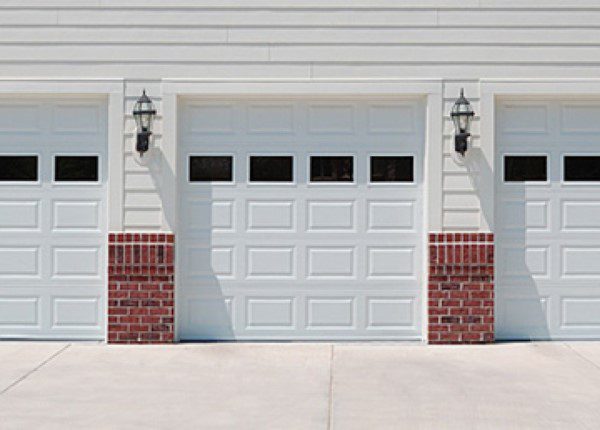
481, 78, 600, 96
0, 78, 124, 94
162, 78, 443, 96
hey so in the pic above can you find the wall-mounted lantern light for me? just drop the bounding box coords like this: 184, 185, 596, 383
451, 88, 475, 157
132, 90, 156, 157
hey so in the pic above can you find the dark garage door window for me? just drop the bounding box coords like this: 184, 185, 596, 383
564, 156, 600, 182
504, 155, 547, 182
189, 156, 233, 182
310, 156, 354, 182
249, 156, 293, 182
55, 156, 99, 182
370, 156, 414, 182
0, 155, 38, 182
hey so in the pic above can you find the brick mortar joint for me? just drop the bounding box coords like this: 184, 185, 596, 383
429, 264, 494, 267
429, 242, 494, 245
109, 242, 175, 244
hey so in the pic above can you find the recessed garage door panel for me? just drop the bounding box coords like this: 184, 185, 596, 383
0, 98, 107, 340
179, 99, 424, 340
497, 100, 600, 340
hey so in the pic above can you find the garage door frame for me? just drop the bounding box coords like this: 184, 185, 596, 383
481, 79, 600, 340
162, 79, 444, 341
0, 78, 124, 340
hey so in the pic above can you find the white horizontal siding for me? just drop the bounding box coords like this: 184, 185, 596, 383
0, 1, 480, 8
228, 28, 600, 45
0, 3, 598, 231
4, 1, 600, 9
6, 44, 600, 64
8, 28, 600, 45
53, 10, 438, 27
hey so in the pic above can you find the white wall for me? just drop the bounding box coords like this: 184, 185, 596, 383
2, 1, 600, 231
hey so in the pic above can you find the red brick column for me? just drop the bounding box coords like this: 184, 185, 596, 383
428, 233, 494, 344
107, 233, 175, 344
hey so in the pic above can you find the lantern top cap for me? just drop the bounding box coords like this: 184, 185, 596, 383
138, 89, 151, 104
451, 88, 474, 117
133, 89, 156, 115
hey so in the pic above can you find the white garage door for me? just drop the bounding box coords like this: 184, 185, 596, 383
497, 99, 600, 340
179, 98, 424, 340
0, 98, 107, 340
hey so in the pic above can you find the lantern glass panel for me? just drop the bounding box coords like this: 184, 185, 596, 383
452, 105, 472, 133
133, 92, 156, 132
459, 112, 471, 133
140, 110, 153, 131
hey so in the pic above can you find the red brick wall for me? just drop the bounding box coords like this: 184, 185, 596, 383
428, 233, 494, 344
108, 233, 175, 344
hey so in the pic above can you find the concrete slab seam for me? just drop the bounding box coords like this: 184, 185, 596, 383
328, 344, 335, 430
0, 344, 71, 397
564, 343, 600, 373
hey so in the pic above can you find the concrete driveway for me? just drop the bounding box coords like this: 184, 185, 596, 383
0, 342, 599, 429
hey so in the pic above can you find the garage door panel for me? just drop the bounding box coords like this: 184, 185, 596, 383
0, 200, 41, 230
307, 200, 355, 231
179, 98, 423, 340
497, 295, 550, 340
184, 246, 236, 279
367, 103, 416, 135
0, 297, 40, 327
181, 293, 421, 340
367, 200, 417, 232
51, 247, 101, 279
366, 296, 416, 330
245, 297, 295, 329
497, 99, 600, 340
183, 103, 237, 135
51, 296, 102, 328
306, 246, 355, 279
561, 297, 600, 328
306, 297, 356, 329
187, 199, 236, 232
0, 246, 40, 277
501, 103, 549, 132
559, 103, 600, 135
246, 246, 296, 279
561, 200, 600, 231
184, 278, 419, 290
367, 247, 416, 279
52, 200, 101, 231
184, 297, 235, 338
0, 98, 107, 340
499, 200, 550, 232
499, 245, 550, 278
246, 200, 295, 231
307, 103, 356, 135
247, 103, 296, 135
561, 247, 600, 278
0, 104, 42, 134
0, 285, 104, 336
51, 103, 103, 135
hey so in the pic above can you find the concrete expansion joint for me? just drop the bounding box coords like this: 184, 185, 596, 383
0, 343, 71, 397
564, 343, 600, 374
327, 344, 335, 430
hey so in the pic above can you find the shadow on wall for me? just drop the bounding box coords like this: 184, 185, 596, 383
146, 143, 235, 341
466, 146, 549, 340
